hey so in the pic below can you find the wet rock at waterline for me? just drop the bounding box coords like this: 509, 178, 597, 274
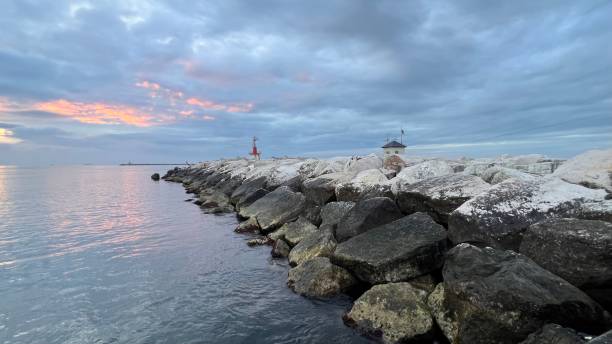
246, 236, 273, 247
344, 282, 434, 344
151, 173, 160, 181
287, 257, 356, 298
281, 217, 319, 247
271, 239, 291, 258
239, 186, 307, 233
288, 229, 337, 266
332, 213, 447, 284
234, 217, 260, 233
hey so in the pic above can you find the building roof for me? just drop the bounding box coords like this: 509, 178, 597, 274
382, 140, 406, 148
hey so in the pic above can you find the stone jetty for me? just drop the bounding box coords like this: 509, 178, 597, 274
161, 149, 612, 343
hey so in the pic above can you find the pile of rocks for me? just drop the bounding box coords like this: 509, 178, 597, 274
162, 149, 612, 343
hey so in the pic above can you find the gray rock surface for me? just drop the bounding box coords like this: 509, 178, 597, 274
427, 244, 611, 344
344, 282, 434, 344
396, 174, 490, 225
335, 197, 403, 243
393, 159, 455, 185
448, 178, 608, 250
302, 172, 352, 205
519, 324, 586, 344
288, 230, 337, 266
480, 166, 539, 184
319, 201, 355, 229
287, 257, 356, 298
234, 217, 260, 233
281, 217, 319, 247
239, 186, 307, 233
520, 218, 612, 310
589, 330, 612, 344
552, 149, 612, 193
230, 176, 268, 205
332, 213, 448, 284
520, 218, 612, 289
235, 188, 269, 211
271, 239, 290, 258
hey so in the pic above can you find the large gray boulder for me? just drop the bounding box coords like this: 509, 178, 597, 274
302, 172, 352, 205
239, 186, 307, 233
520, 218, 612, 289
590, 330, 612, 343
393, 159, 455, 186
335, 197, 403, 242
288, 229, 337, 266
332, 213, 448, 284
343, 282, 434, 344
552, 149, 612, 193
343, 154, 383, 174
230, 176, 267, 205
271, 239, 290, 258
448, 178, 608, 250
520, 218, 612, 310
235, 188, 269, 211
335, 169, 392, 202
196, 189, 234, 214
480, 166, 539, 184
427, 244, 611, 344
519, 324, 586, 344
287, 257, 356, 298
395, 174, 490, 225
281, 217, 319, 247
319, 201, 355, 229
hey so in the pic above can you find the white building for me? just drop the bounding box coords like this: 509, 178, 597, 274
382, 140, 406, 155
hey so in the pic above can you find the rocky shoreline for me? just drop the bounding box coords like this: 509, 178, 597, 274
160, 149, 612, 343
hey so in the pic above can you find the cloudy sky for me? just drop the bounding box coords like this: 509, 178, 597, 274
1, 0, 610, 165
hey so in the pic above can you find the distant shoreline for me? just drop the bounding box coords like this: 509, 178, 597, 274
119, 163, 191, 166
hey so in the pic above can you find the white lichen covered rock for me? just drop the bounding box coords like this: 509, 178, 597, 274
312, 157, 350, 177
396, 174, 491, 225
552, 149, 612, 193
480, 166, 539, 185
448, 177, 608, 250
335, 169, 392, 202
343, 154, 383, 175
390, 159, 455, 194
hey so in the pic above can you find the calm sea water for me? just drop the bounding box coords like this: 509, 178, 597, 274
0, 166, 373, 344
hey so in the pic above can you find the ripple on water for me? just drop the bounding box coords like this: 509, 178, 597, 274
0, 166, 374, 344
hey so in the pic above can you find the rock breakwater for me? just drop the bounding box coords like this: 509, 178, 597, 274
162, 149, 612, 343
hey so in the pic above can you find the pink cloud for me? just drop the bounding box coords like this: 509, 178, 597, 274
34, 99, 170, 127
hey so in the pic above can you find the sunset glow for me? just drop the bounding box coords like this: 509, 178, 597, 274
0, 128, 21, 144
35, 99, 160, 127
186, 97, 253, 113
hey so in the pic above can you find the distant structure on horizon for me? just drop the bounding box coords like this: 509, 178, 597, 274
249, 136, 262, 160
382, 140, 406, 155
382, 128, 407, 155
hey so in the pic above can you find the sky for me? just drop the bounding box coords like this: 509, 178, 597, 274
0, 0, 611, 165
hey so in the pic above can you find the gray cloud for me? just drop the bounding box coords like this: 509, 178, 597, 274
0, 0, 610, 165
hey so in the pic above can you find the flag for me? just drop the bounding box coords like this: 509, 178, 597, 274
401, 128, 404, 135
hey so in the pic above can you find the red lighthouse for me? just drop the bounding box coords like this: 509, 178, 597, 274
249, 136, 261, 160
